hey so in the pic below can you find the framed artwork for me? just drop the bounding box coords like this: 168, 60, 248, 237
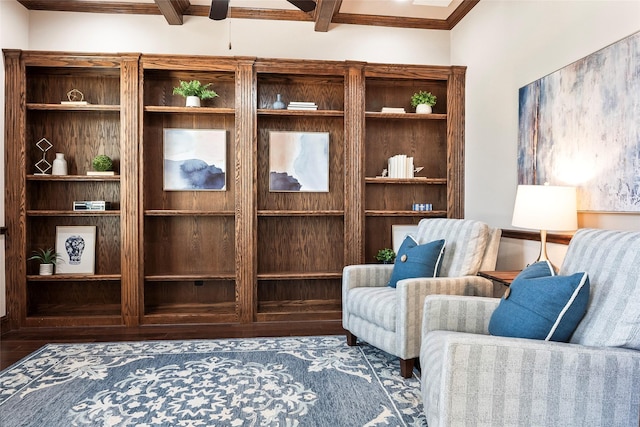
163, 129, 227, 191
55, 226, 96, 274
269, 131, 330, 192
392, 225, 419, 253
518, 31, 640, 212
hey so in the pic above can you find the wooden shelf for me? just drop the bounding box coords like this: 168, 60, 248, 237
365, 177, 447, 184
258, 210, 344, 216
257, 272, 343, 280
257, 109, 344, 117
27, 274, 121, 281
365, 210, 447, 217
27, 210, 120, 216
145, 210, 235, 216
145, 274, 235, 281
27, 174, 120, 181
144, 106, 235, 114
365, 112, 446, 120
27, 103, 120, 112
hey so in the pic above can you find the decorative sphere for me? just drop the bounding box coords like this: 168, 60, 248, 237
92, 154, 113, 172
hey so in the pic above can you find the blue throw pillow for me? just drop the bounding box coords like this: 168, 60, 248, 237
488, 262, 590, 342
387, 236, 445, 288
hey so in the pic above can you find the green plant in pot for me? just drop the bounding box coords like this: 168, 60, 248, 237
172, 80, 219, 107
92, 154, 113, 172
28, 248, 63, 275
411, 90, 437, 114
375, 248, 396, 264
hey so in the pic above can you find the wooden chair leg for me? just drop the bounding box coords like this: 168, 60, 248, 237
400, 358, 416, 378
346, 331, 357, 346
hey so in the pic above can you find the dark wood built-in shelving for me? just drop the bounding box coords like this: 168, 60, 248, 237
3, 49, 465, 332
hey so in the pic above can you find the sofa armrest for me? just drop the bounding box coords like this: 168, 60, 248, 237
393, 276, 494, 359
421, 294, 501, 336
421, 331, 640, 427
342, 264, 393, 291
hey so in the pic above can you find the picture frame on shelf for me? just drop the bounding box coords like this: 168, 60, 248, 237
269, 131, 330, 192
55, 225, 96, 274
163, 129, 227, 191
392, 224, 419, 254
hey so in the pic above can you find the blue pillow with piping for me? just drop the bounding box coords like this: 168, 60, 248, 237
488, 261, 590, 342
387, 236, 445, 288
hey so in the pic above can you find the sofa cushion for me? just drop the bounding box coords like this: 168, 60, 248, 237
388, 236, 445, 288
488, 261, 590, 341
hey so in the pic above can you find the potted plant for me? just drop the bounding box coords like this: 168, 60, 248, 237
375, 248, 396, 264
172, 80, 219, 107
410, 90, 437, 114
28, 248, 63, 275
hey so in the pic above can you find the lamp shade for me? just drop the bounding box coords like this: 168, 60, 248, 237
512, 184, 578, 231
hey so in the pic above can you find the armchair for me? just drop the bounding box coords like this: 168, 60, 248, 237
420, 228, 640, 426
342, 218, 501, 378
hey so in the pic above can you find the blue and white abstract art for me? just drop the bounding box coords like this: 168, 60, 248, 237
269, 131, 330, 192
518, 31, 640, 212
164, 129, 227, 191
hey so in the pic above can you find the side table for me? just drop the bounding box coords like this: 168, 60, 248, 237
477, 270, 520, 286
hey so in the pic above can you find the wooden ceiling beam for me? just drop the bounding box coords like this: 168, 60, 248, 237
154, 0, 190, 25
17, 0, 480, 31
314, 0, 341, 33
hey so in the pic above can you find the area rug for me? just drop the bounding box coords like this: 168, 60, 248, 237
0, 336, 426, 426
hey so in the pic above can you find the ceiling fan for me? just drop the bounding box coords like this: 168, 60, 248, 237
209, 0, 316, 21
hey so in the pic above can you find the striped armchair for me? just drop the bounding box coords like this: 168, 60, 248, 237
420, 228, 640, 426
342, 218, 501, 378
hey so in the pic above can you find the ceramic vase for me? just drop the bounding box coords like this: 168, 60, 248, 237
273, 93, 286, 110
415, 104, 432, 114
52, 152, 68, 175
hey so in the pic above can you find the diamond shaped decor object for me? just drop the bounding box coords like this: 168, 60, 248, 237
35, 158, 52, 174
36, 137, 53, 152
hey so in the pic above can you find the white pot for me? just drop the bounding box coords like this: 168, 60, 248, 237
39, 263, 54, 275
415, 104, 432, 114
185, 96, 201, 107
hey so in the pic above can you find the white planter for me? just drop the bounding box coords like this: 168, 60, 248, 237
39, 263, 54, 275
185, 96, 201, 107
415, 104, 432, 114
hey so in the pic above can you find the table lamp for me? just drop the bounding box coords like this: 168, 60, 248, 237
512, 184, 578, 264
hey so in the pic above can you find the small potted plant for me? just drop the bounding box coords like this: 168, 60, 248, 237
28, 248, 63, 275
172, 80, 219, 107
375, 248, 396, 264
410, 91, 437, 114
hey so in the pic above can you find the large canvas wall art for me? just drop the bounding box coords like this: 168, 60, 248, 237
164, 129, 227, 191
518, 31, 640, 212
269, 131, 330, 192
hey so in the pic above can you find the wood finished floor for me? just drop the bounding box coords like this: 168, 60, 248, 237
0, 321, 345, 370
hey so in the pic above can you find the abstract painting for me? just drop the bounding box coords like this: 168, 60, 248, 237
164, 129, 227, 191
269, 131, 330, 192
518, 31, 640, 212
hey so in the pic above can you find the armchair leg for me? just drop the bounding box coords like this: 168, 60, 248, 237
346, 331, 357, 346
400, 358, 416, 378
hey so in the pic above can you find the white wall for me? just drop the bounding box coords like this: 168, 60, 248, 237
452, 0, 640, 268
0, 0, 29, 317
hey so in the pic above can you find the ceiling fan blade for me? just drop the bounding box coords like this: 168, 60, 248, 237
286, 0, 316, 13
209, 0, 229, 20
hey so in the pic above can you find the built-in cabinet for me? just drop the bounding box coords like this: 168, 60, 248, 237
3, 50, 465, 330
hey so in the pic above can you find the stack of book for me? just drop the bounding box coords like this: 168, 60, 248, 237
387, 154, 414, 178
381, 107, 406, 113
287, 101, 318, 110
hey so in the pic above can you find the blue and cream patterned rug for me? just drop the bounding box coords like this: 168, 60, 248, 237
0, 336, 426, 426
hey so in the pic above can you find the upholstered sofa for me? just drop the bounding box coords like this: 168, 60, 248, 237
420, 228, 640, 426
342, 218, 502, 378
